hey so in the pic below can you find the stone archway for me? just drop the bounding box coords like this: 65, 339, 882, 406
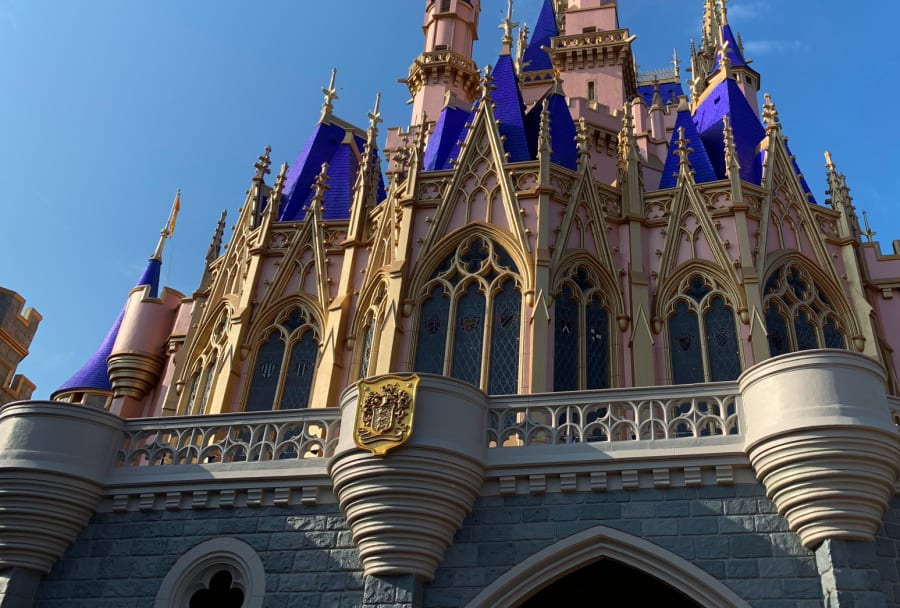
465, 525, 751, 608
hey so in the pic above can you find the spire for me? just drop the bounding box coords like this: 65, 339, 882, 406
206, 209, 227, 266
515, 22, 529, 73
500, 0, 518, 56
762, 92, 780, 134
576, 117, 590, 169
673, 47, 681, 80
151, 189, 181, 261
267, 162, 289, 221
538, 98, 552, 156
309, 162, 331, 218
320, 68, 338, 123
824, 151, 861, 238
723, 115, 743, 202
674, 127, 696, 183
521, 0, 558, 74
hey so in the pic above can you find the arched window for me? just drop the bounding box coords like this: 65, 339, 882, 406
553, 267, 611, 391
356, 283, 387, 380
245, 307, 319, 411
414, 237, 522, 394
667, 274, 741, 384
764, 262, 847, 356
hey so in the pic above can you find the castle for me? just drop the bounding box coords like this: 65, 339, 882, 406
1, 0, 899, 606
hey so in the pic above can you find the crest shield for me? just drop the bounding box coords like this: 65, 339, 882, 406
354, 374, 420, 456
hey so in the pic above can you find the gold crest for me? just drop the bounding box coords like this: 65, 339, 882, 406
354, 374, 420, 456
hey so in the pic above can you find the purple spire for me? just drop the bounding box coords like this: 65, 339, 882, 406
491, 55, 531, 163
659, 108, 718, 189
279, 121, 385, 222
424, 105, 473, 172
53, 257, 161, 396
521, 0, 558, 73
525, 88, 578, 170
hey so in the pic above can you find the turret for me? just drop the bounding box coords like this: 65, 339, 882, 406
405, 0, 481, 125
52, 193, 184, 412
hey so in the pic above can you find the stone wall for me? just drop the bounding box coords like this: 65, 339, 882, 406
875, 496, 900, 606
426, 484, 822, 608
34, 505, 364, 608
32, 485, 900, 607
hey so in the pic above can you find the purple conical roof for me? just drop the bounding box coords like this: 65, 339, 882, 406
54, 257, 161, 396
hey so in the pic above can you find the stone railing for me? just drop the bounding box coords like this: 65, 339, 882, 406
487, 383, 740, 448
551, 29, 632, 50
117, 408, 341, 467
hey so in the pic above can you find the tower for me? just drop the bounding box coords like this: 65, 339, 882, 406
405, 0, 482, 125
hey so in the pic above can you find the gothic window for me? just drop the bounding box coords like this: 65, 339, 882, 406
245, 306, 319, 411
198, 359, 217, 414
763, 263, 847, 355
358, 316, 377, 379
667, 274, 741, 384
356, 283, 387, 380
190, 570, 244, 608
414, 237, 522, 394
553, 267, 611, 391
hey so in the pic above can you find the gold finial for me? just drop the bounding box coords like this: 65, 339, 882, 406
862, 210, 877, 243
309, 162, 330, 215
516, 22, 529, 73
320, 68, 339, 123
673, 47, 681, 80
675, 126, 695, 181
368, 92, 383, 133
720, 0, 729, 25
538, 98, 552, 155
152, 189, 182, 260
824, 150, 836, 172
206, 209, 227, 265
253, 146, 272, 183
267, 162, 289, 220
723, 115, 740, 177
575, 117, 590, 164
480, 64, 496, 101
499, 0, 519, 56
762, 93, 780, 131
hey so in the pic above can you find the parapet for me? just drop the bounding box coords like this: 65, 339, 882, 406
0, 287, 42, 404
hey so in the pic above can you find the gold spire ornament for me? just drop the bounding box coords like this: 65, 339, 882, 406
320, 68, 339, 123
152, 189, 181, 261
354, 374, 421, 456
499, 0, 519, 56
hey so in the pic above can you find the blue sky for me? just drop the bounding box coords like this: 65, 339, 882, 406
2, 0, 896, 398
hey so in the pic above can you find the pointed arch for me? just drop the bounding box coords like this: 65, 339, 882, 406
178, 304, 233, 415
410, 232, 525, 395
550, 253, 624, 391
656, 262, 745, 384
241, 297, 322, 411
761, 251, 857, 356
350, 275, 390, 381
465, 524, 752, 608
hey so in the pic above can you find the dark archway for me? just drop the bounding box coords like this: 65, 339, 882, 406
518, 558, 702, 607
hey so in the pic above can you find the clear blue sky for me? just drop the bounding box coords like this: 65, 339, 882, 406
2, 0, 895, 398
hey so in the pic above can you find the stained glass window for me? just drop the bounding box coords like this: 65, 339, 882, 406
554, 285, 579, 392
185, 372, 201, 414
823, 316, 846, 349
669, 300, 703, 384
705, 297, 740, 381
585, 295, 610, 390
489, 280, 521, 395
358, 317, 376, 379
764, 263, 847, 356
245, 306, 320, 412
553, 269, 610, 392
415, 286, 450, 374
452, 282, 486, 387
414, 237, 522, 393
282, 330, 318, 409
668, 275, 742, 384
766, 305, 790, 357
246, 330, 284, 412
198, 360, 217, 414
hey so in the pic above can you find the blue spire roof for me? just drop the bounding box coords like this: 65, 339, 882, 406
719, 25, 748, 68
278, 120, 386, 222
54, 257, 161, 395
492, 55, 531, 163
525, 89, 578, 171
659, 108, 718, 189
693, 78, 765, 184
424, 104, 472, 171
522, 0, 558, 73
